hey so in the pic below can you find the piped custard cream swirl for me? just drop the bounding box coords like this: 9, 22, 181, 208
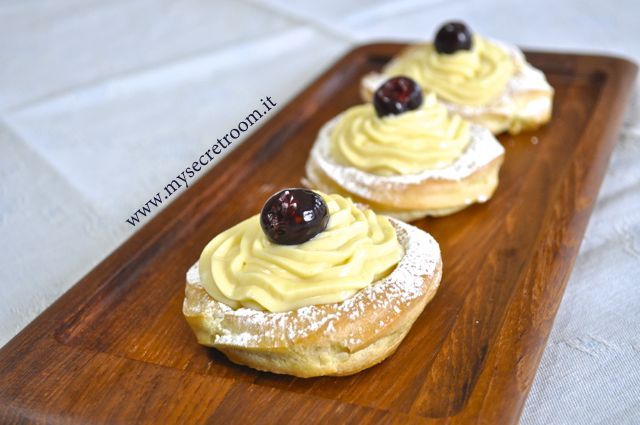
198, 193, 404, 312
385, 36, 515, 106
330, 93, 471, 175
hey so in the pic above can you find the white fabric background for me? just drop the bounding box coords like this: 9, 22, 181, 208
0, 0, 638, 423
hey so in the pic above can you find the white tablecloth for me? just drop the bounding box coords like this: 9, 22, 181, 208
1, 1, 638, 423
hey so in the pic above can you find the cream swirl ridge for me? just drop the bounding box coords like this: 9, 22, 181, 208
384, 36, 516, 106
198, 193, 404, 312
330, 93, 471, 175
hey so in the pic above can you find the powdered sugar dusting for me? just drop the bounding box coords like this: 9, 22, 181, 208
307, 117, 503, 201
184, 219, 441, 348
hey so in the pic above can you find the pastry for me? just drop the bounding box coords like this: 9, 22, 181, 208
305, 77, 505, 220
183, 189, 442, 377
361, 21, 554, 135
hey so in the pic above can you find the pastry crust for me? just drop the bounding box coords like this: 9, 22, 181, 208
304, 117, 505, 220
183, 218, 442, 378
360, 41, 553, 135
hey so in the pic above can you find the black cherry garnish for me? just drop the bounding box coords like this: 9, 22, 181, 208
260, 189, 329, 245
434, 21, 473, 54
373, 76, 423, 117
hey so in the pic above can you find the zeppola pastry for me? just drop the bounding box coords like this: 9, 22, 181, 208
305, 77, 505, 220
361, 21, 554, 135
183, 189, 442, 377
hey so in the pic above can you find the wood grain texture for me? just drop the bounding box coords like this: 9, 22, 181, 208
0, 45, 636, 424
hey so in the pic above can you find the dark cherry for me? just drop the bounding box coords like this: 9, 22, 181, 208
434, 21, 473, 54
373, 76, 423, 117
260, 189, 329, 245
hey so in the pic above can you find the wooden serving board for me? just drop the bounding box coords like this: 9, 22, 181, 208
0, 45, 636, 424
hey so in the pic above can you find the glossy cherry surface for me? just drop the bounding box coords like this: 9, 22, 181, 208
373, 76, 423, 117
434, 21, 473, 54
260, 189, 329, 245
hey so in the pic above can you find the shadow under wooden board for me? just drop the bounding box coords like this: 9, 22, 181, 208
0, 44, 636, 424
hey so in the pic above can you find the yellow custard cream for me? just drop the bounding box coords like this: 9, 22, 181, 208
198, 193, 404, 312
330, 93, 471, 175
385, 36, 515, 106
